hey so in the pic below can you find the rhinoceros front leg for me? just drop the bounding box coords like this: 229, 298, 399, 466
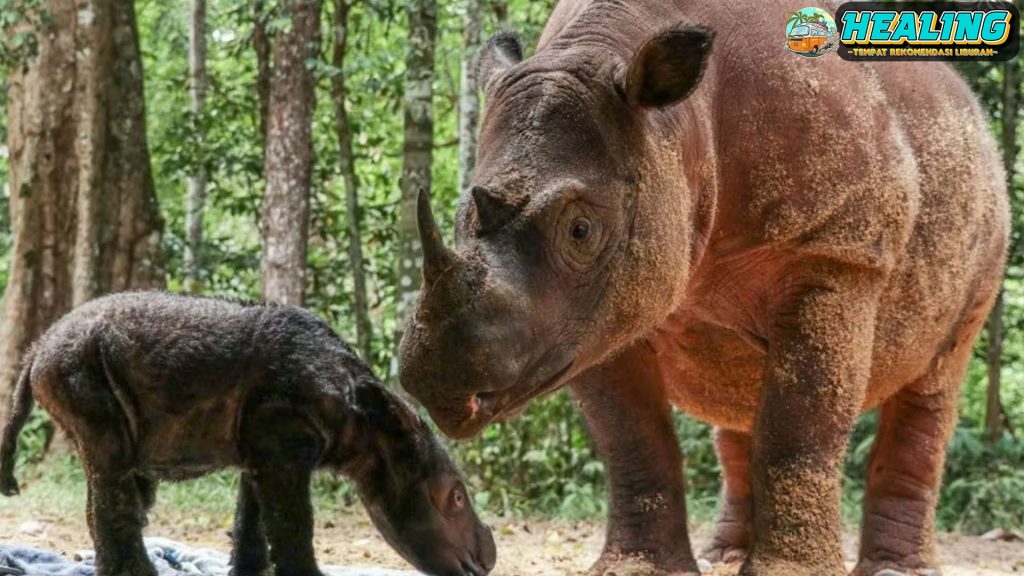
571, 343, 699, 576
701, 428, 753, 565
742, 279, 879, 576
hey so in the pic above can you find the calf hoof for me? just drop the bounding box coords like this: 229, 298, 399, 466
0, 475, 19, 496
587, 553, 700, 576
97, 561, 158, 576
228, 550, 270, 576
228, 568, 272, 576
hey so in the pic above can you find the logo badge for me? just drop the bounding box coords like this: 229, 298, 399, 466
836, 2, 1020, 61
786, 7, 840, 57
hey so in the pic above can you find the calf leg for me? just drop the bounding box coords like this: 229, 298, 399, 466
76, 429, 151, 576
241, 406, 324, 576
136, 475, 157, 512
89, 474, 155, 576
86, 481, 97, 543
853, 325, 978, 576
136, 475, 158, 527
701, 428, 753, 564
231, 473, 270, 576
572, 343, 698, 576
251, 467, 320, 576
45, 369, 153, 576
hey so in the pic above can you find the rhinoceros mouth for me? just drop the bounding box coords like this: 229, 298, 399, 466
428, 356, 576, 440
483, 356, 577, 421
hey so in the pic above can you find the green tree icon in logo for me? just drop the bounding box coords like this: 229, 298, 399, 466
788, 9, 827, 30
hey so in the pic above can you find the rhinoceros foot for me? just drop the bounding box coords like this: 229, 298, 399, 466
738, 556, 845, 576
850, 565, 942, 576
699, 528, 748, 565
587, 552, 701, 576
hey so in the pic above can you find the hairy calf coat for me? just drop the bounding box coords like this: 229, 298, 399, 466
2, 292, 495, 576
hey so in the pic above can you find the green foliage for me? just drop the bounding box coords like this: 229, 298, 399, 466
675, 414, 721, 521
11, 410, 52, 468
0, 0, 47, 73
0, 454, 360, 528
453, 391, 605, 518
939, 428, 1024, 533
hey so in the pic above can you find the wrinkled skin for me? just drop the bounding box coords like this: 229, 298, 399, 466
1, 292, 495, 576
399, 1, 1009, 576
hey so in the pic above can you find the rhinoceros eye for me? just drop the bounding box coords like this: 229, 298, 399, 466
445, 483, 467, 517
555, 201, 605, 273
570, 218, 592, 241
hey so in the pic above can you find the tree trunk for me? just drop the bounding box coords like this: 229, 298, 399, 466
458, 0, 482, 195
185, 0, 208, 293
253, 0, 272, 143
492, 0, 508, 26
986, 52, 1019, 444
260, 0, 321, 305
0, 0, 164, 417
330, 0, 373, 363
396, 0, 437, 360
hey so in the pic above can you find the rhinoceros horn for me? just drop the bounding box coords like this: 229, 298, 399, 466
417, 189, 456, 285
472, 186, 521, 234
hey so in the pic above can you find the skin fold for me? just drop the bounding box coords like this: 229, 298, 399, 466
1, 292, 496, 576
398, 1, 1009, 575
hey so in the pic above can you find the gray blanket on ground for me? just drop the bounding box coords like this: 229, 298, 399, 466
0, 539, 420, 576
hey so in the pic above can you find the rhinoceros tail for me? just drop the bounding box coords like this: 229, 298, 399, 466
1, 355, 35, 497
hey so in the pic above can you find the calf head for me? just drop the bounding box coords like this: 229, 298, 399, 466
351, 383, 495, 576
400, 27, 714, 438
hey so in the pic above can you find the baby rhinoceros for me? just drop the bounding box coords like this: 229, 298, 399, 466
0, 292, 496, 576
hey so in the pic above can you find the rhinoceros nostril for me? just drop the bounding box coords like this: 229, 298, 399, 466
475, 391, 495, 409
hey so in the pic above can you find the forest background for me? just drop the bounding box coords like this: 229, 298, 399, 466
0, 0, 1021, 535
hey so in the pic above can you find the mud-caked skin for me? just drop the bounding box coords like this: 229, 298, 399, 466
0, 292, 495, 576
398, 1, 1009, 575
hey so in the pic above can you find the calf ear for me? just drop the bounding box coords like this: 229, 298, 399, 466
624, 26, 714, 109
355, 381, 423, 437
388, 398, 425, 436
478, 30, 524, 93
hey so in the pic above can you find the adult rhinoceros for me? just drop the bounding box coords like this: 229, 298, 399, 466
399, 1, 1009, 575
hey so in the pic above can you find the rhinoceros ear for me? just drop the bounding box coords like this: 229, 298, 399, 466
478, 30, 524, 93
624, 26, 713, 109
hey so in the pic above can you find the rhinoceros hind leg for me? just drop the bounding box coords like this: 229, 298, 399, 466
854, 310, 983, 576
700, 428, 752, 565
853, 378, 962, 576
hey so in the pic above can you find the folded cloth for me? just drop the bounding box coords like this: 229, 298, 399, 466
0, 540, 420, 576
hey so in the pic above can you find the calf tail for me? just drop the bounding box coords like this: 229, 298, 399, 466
1, 355, 35, 496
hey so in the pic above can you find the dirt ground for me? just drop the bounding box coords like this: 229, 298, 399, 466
1, 504, 1022, 575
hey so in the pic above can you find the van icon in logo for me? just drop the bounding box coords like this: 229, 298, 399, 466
786, 7, 839, 57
